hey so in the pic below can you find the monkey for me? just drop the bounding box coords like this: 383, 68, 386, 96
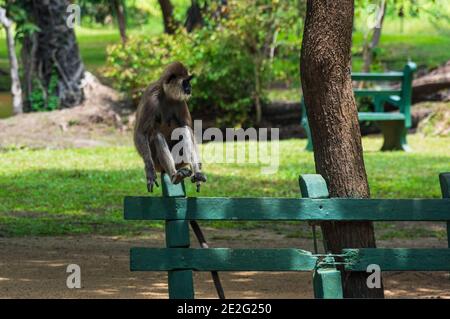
133, 62, 224, 298
134, 61, 206, 192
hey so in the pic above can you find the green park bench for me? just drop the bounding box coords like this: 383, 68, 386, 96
124, 172, 450, 299
301, 62, 417, 151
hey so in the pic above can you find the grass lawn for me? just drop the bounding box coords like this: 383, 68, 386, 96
0, 135, 448, 238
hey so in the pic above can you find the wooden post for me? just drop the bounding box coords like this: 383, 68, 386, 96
300, 174, 343, 298
379, 121, 410, 152
439, 173, 450, 252
300, 98, 313, 151
299, 174, 330, 253
313, 261, 343, 299
401, 62, 417, 128
162, 174, 194, 299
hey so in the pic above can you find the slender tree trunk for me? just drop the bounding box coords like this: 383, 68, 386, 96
185, 0, 204, 32
158, 0, 178, 34
0, 7, 23, 114
300, 0, 384, 298
254, 61, 262, 124
362, 0, 386, 72
21, 0, 85, 111
112, 0, 127, 44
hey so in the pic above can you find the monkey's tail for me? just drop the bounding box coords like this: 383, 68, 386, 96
189, 220, 226, 299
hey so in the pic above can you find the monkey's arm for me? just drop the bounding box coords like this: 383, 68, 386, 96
186, 126, 207, 191
134, 131, 159, 192
134, 97, 160, 192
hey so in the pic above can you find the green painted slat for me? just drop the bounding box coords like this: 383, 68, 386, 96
352, 72, 404, 81
439, 173, 450, 252
161, 174, 194, 299
313, 268, 343, 299
402, 62, 416, 128
358, 112, 405, 121
354, 89, 402, 97
440, 173, 450, 198
130, 248, 318, 271
124, 197, 450, 221
344, 249, 450, 271
299, 174, 329, 198
167, 270, 194, 299
162, 174, 186, 197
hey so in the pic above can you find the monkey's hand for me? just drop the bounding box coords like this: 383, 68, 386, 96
145, 167, 159, 192
191, 172, 207, 192
171, 167, 192, 185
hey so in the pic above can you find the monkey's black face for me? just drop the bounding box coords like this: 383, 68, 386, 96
182, 78, 192, 95
163, 73, 194, 101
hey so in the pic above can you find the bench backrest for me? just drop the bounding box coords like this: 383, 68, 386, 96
301, 62, 417, 127
352, 62, 416, 126
124, 172, 450, 299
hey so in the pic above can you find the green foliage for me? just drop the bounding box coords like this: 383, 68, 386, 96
29, 69, 59, 112
105, 0, 301, 126
106, 29, 256, 126
3, 0, 40, 41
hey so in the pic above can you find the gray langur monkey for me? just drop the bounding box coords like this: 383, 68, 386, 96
133, 62, 225, 299
134, 61, 206, 192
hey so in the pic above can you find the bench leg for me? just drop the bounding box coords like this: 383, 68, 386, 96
162, 174, 195, 299
378, 121, 411, 152
302, 118, 314, 151
313, 268, 343, 299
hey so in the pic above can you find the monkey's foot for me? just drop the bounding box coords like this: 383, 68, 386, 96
191, 172, 207, 192
191, 172, 207, 183
171, 168, 192, 184
146, 170, 159, 193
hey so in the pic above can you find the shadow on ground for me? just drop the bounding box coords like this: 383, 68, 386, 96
0, 232, 448, 299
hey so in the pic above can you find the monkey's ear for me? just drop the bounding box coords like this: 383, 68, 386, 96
166, 74, 176, 84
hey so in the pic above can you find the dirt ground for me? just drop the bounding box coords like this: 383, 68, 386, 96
0, 72, 133, 150
0, 228, 449, 299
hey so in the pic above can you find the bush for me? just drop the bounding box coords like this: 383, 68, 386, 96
418, 103, 450, 137
105, 29, 256, 126
105, 0, 301, 127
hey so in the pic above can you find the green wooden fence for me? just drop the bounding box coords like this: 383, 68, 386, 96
124, 172, 450, 299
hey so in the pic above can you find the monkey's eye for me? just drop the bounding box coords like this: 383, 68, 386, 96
167, 74, 176, 83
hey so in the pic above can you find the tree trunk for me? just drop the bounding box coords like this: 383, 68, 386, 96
300, 0, 384, 298
410, 60, 450, 103
21, 0, 85, 111
362, 0, 386, 72
111, 0, 127, 44
158, 0, 178, 34
185, 0, 204, 32
0, 7, 23, 114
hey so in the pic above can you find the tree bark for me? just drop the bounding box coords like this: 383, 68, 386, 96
111, 0, 127, 44
362, 0, 386, 72
0, 7, 23, 114
158, 0, 178, 34
300, 0, 384, 298
21, 0, 85, 111
185, 0, 204, 32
